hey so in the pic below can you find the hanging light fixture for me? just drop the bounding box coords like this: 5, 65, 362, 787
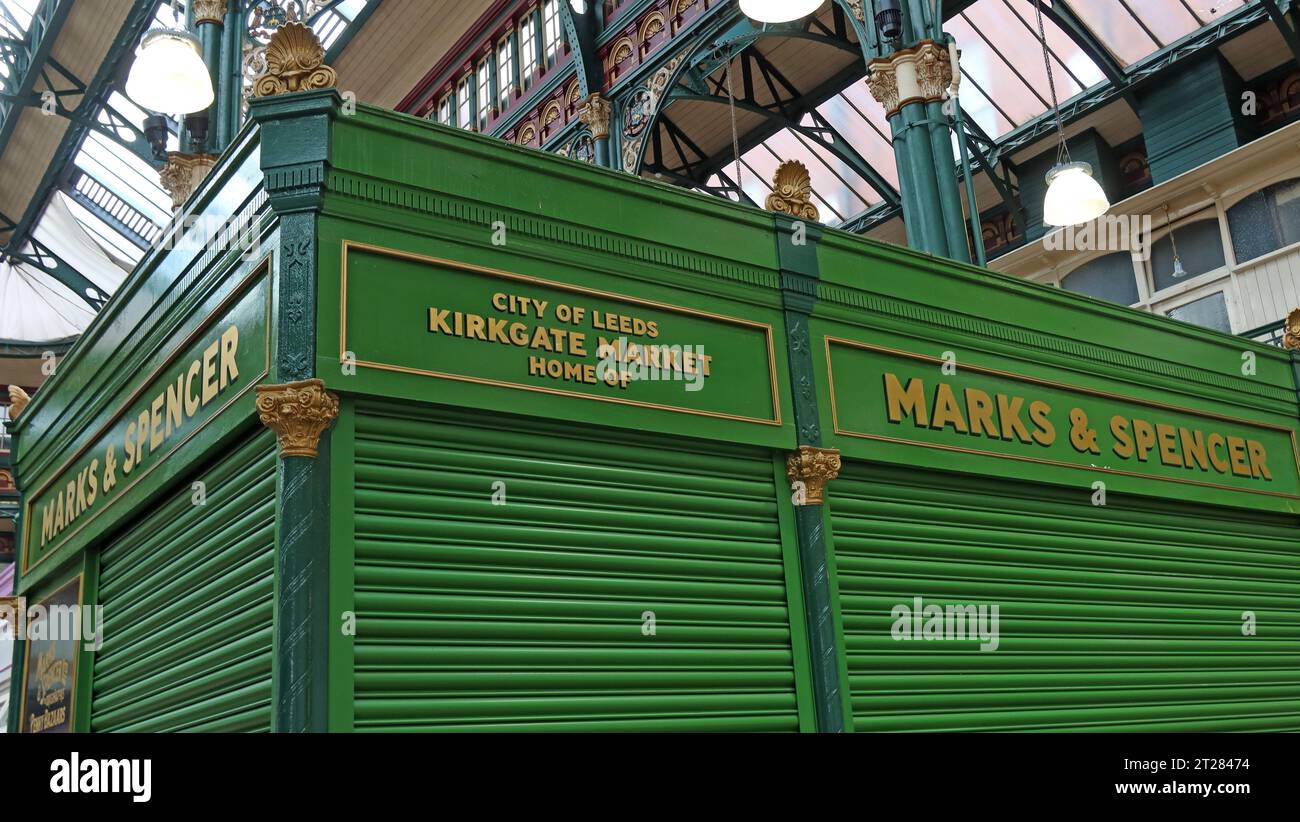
125, 1, 214, 115
1162, 205, 1188, 279
1034, 2, 1109, 227
739, 0, 825, 24
874, 0, 903, 41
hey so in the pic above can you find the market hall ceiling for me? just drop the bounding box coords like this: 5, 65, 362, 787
0, 0, 139, 249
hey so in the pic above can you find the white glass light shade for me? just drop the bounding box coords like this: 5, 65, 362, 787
739, 0, 825, 24
125, 29, 214, 115
1043, 161, 1110, 227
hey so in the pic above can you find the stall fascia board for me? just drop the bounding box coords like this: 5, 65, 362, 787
10, 124, 278, 595
812, 229, 1299, 514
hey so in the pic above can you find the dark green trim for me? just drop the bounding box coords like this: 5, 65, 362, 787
249, 89, 340, 732
775, 213, 849, 733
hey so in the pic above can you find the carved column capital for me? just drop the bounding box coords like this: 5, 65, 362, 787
253, 22, 338, 97
786, 446, 841, 506
912, 40, 954, 102
865, 58, 900, 116
159, 151, 218, 211
1285, 308, 1300, 350
7, 385, 30, 419
765, 160, 820, 222
577, 93, 613, 140
255, 378, 339, 458
867, 40, 953, 117
192, 0, 226, 24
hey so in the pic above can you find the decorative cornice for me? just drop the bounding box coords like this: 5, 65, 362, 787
577, 93, 613, 140
1285, 308, 1300, 350
159, 151, 218, 211
786, 446, 841, 506
255, 378, 339, 458
253, 22, 337, 97
191, 0, 225, 25
765, 160, 820, 222
7, 385, 30, 419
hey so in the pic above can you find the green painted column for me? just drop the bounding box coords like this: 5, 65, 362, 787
194, 1, 225, 153
864, 4, 972, 263
247, 88, 341, 733
773, 212, 849, 733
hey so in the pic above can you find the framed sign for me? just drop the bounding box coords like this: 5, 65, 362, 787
18, 575, 84, 733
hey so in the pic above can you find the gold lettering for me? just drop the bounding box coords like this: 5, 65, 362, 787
1247, 440, 1271, 480
883, 373, 928, 427
219, 325, 239, 389
201, 340, 219, 405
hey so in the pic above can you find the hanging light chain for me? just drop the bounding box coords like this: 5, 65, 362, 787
1034, 0, 1070, 165
725, 46, 743, 200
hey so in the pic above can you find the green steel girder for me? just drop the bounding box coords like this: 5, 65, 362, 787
839, 0, 1278, 235
1034, 0, 1127, 91
0, 0, 157, 259
0, 0, 73, 162
0, 209, 107, 310
664, 38, 901, 210
1259, 0, 1300, 65
323, 0, 385, 63
560, 0, 601, 100
989, 0, 1273, 165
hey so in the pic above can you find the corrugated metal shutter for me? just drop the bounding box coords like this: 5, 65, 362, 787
92, 430, 277, 732
832, 462, 1300, 732
353, 405, 800, 731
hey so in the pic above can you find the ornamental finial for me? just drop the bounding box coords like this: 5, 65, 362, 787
765, 160, 820, 222
1285, 308, 1300, 350
253, 22, 337, 97
7, 385, 30, 419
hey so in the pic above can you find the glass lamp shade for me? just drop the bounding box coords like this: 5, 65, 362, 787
1043, 161, 1110, 227
739, 0, 824, 23
125, 29, 214, 115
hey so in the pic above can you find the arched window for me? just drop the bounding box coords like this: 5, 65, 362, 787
1149, 219, 1226, 292
1060, 252, 1139, 305
1227, 178, 1300, 263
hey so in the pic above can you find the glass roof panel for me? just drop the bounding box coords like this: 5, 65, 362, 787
1061, 0, 1159, 64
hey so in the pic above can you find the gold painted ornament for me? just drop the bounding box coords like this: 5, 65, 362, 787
255, 378, 340, 458
765, 160, 820, 222
253, 22, 338, 97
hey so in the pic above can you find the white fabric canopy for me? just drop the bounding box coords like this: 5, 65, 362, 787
0, 193, 131, 345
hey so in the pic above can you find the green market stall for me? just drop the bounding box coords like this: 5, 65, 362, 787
7, 58, 1300, 733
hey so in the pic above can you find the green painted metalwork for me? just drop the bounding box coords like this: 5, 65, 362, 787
0, 0, 72, 164
248, 87, 337, 733
775, 214, 849, 733
0, 0, 156, 259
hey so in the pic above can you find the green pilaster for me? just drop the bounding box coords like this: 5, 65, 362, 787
195, 8, 223, 153
774, 214, 849, 733
868, 1, 973, 263
248, 88, 339, 733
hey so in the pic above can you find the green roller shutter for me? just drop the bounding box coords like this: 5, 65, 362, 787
832, 462, 1300, 732
353, 405, 802, 731
91, 430, 277, 732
